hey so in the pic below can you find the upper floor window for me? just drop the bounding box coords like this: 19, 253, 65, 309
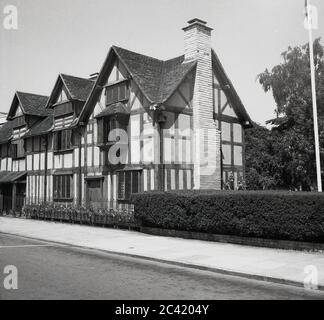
97, 116, 128, 145
11, 140, 25, 159
104, 117, 118, 142
87, 122, 94, 134
0, 144, 9, 158
54, 102, 74, 119
25, 136, 46, 153
106, 81, 129, 106
53, 129, 73, 152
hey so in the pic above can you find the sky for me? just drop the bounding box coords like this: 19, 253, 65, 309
0, 0, 324, 125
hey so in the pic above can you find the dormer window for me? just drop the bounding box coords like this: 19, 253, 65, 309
106, 80, 129, 106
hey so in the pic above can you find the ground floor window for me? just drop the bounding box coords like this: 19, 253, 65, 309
223, 170, 244, 190
53, 175, 73, 201
117, 171, 141, 200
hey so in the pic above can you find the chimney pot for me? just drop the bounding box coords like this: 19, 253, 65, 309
187, 18, 207, 25
182, 18, 213, 32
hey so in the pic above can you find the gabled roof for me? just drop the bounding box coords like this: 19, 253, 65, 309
0, 121, 13, 144
60, 74, 95, 101
23, 115, 54, 138
77, 46, 197, 124
112, 46, 197, 103
95, 102, 130, 118
46, 74, 95, 108
211, 49, 253, 128
7, 92, 49, 119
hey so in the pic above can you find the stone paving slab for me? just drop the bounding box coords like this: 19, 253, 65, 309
0, 217, 323, 291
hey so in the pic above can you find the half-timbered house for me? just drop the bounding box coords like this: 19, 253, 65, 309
0, 19, 252, 213
0, 92, 50, 212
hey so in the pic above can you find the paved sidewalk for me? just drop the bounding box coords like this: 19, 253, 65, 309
1, 217, 324, 291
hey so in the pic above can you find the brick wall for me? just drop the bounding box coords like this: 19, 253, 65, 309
183, 21, 221, 190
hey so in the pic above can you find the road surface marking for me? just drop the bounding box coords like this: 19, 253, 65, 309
0, 244, 58, 249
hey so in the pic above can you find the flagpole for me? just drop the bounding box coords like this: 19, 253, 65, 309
306, 0, 322, 192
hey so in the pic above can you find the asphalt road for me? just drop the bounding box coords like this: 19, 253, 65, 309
0, 233, 323, 300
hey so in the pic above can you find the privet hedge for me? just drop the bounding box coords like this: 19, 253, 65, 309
131, 191, 324, 243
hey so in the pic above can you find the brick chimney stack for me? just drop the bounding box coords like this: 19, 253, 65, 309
183, 18, 213, 62
183, 19, 221, 190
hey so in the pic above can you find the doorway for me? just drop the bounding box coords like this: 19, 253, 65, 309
86, 178, 103, 209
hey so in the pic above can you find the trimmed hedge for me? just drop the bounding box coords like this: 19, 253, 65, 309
131, 190, 324, 243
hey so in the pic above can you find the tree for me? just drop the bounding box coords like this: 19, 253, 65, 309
245, 123, 281, 190
253, 38, 324, 191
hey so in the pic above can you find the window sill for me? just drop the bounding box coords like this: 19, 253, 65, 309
53, 148, 75, 155
106, 98, 129, 107
53, 198, 73, 203
12, 156, 26, 160
117, 199, 134, 204
98, 141, 118, 149
25, 151, 46, 155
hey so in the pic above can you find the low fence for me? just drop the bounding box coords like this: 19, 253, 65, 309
21, 204, 139, 230
24, 199, 134, 211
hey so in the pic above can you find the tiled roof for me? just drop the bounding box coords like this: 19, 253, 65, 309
0, 121, 13, 144
23, 115, 54, 138
78, 45, 252, 126
95, 102, 130, 118
112, 46, 197, 103
16, 92, 50, 117
60, 74, 95, 101
211, 49, 253, 127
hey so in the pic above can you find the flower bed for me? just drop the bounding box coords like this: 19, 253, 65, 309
22, 203, 138, 230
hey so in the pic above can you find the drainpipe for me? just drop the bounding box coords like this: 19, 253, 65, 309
12, 183, 16, 213
44, 134, 48, 203
150, 104, 166, 191
159, 115, 164, 191
78, 128, 83, 206
72, 125, 84, 207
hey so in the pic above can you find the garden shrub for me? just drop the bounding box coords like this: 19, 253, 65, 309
131, 190, 324, 243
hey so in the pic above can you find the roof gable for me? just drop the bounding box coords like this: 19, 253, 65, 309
77, 46, 196, 124
211, 49, 253, 127
14, 105, 23, 117
61, 74, 95, 101
113, 46, 197, 103
46, 74, 95, 108
7, 92, 49, 120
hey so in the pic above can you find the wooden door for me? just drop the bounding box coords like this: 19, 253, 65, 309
87, 179, 102, 209
1, 184, 12, 213
16, 183, 26, 212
